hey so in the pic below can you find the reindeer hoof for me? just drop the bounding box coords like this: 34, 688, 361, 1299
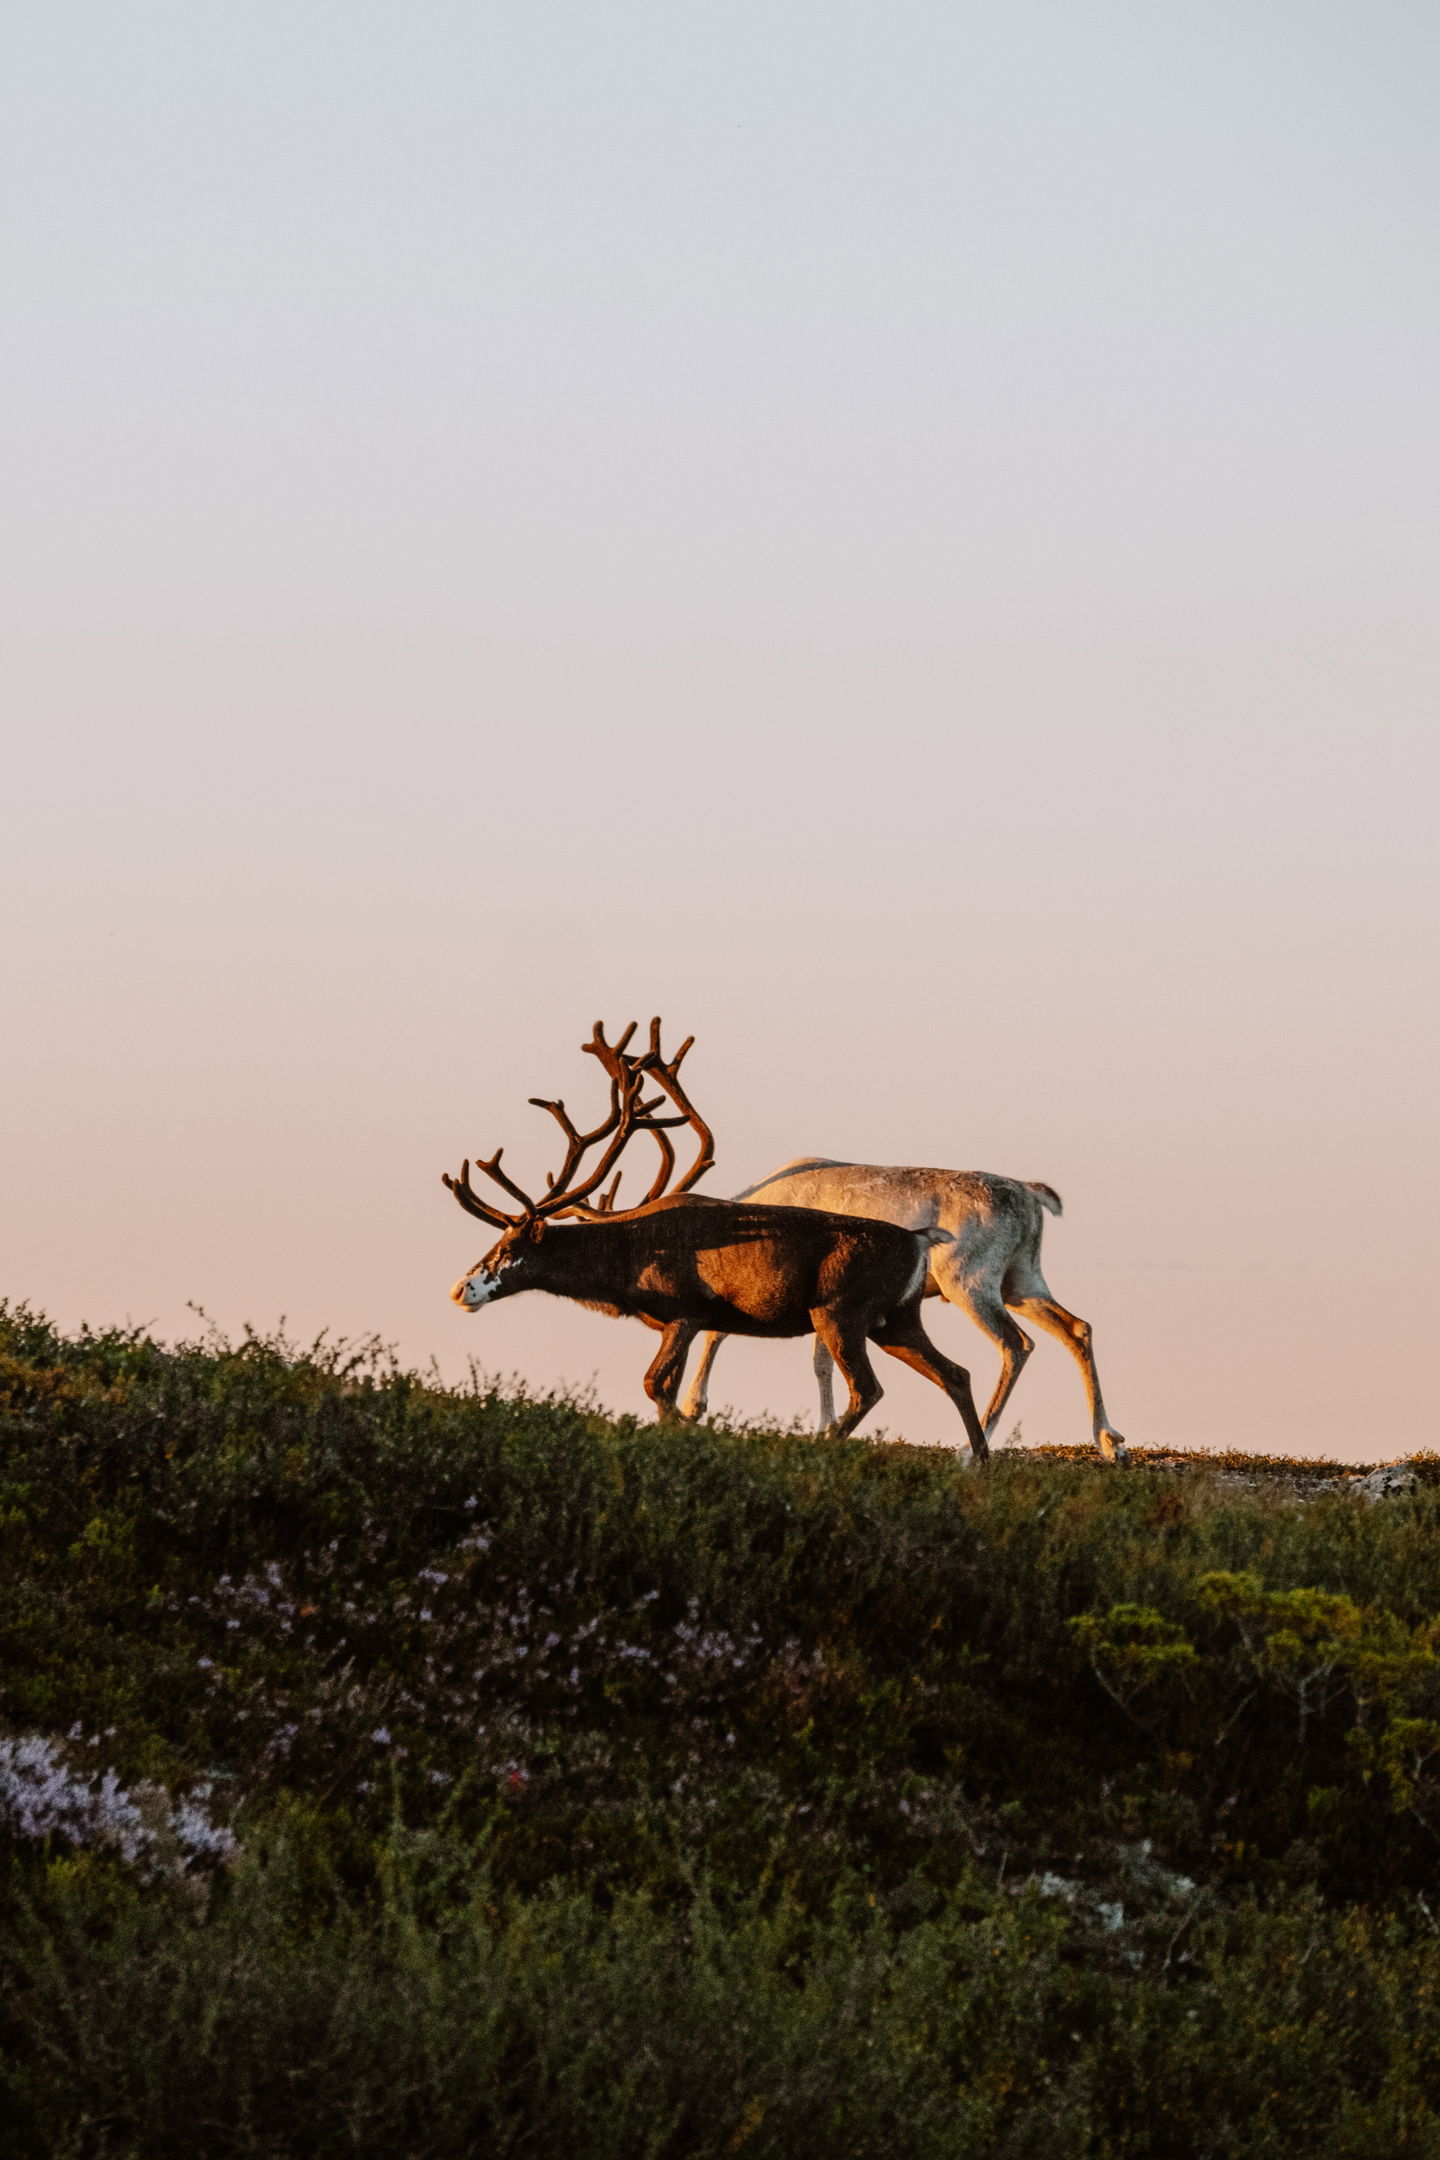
1099, 1431, 1129, 1467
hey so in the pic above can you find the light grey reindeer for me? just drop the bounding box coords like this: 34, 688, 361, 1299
679, 1159, 1128, 1464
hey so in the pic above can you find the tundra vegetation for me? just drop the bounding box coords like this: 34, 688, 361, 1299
3, 1301, 1440, 2157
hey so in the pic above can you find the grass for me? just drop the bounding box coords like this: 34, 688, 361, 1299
3, 1301, 1440, 2155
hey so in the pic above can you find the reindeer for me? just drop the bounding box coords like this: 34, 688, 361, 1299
443, 1023, 991, 1456
679, 1160, 1128, 1464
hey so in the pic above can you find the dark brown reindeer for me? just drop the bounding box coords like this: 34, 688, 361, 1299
443, 1021, 990, 1457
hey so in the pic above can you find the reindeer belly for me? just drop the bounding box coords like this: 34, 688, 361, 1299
694, 1299, 812, 1339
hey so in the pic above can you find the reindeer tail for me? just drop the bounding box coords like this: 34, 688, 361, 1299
1024, 1182, 1063, 1217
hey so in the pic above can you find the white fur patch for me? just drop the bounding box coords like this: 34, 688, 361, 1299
452, 1269, 500, 1310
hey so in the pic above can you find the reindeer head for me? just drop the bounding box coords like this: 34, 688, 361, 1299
450, 1215, 553, 1310
445, 1019, 714, 1313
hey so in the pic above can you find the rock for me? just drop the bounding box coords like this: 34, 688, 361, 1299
1351, 1464, 1417, 1501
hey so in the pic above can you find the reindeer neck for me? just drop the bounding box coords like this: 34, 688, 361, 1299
529, 1216, 633, 1283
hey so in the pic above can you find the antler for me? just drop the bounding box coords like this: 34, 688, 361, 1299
443, 1147, 538, 1227
442, 1022, 662, 1228
635, 1018, 715, 1197
527, 1022, 670, 1221
563, 1017, 715, 1215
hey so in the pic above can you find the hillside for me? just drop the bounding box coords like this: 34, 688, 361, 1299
3, 1302, 1440, 2157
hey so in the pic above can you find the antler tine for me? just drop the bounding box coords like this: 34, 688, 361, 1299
583, 1019, 640, 1083
529, 1094, 583, 1147
639, 1122, 677, 1204
558, 1163, 628, 1222
529, 1090, 618, 1180
637, 1018, 716, 1196
470, 1147, 538, 1212
442, 1157, 527, 1227
645, 1017, 693, 1073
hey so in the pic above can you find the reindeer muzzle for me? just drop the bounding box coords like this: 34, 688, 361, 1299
452, 1272, 499, 1311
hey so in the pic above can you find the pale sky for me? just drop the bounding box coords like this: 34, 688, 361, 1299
3, 3, 1437, 1455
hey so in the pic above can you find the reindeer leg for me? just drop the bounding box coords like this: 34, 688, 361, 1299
681, 1319, 838, 1435
643, 1320, 701, 1424
928, 1267, 1033, 1441
868, 1309, 989, 1462
1008, 1296, 1128, 1464
679, 1330, 726, 1421
812, 1337, 837, 1432
810, 1312, 883, 1440
972, 1308, 1032, 1441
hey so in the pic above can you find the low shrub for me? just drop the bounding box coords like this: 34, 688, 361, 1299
3, 1304, 1439, 2155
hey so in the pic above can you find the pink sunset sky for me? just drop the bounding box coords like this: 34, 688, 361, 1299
3, 3, 1437, 1456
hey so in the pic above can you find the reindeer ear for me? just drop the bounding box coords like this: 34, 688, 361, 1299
527, 1218, 548, 1244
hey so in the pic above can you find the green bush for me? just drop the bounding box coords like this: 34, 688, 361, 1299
3, 1304, 1440, 2155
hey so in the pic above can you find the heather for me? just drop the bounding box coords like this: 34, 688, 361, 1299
3, 1301, 1440, 2156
